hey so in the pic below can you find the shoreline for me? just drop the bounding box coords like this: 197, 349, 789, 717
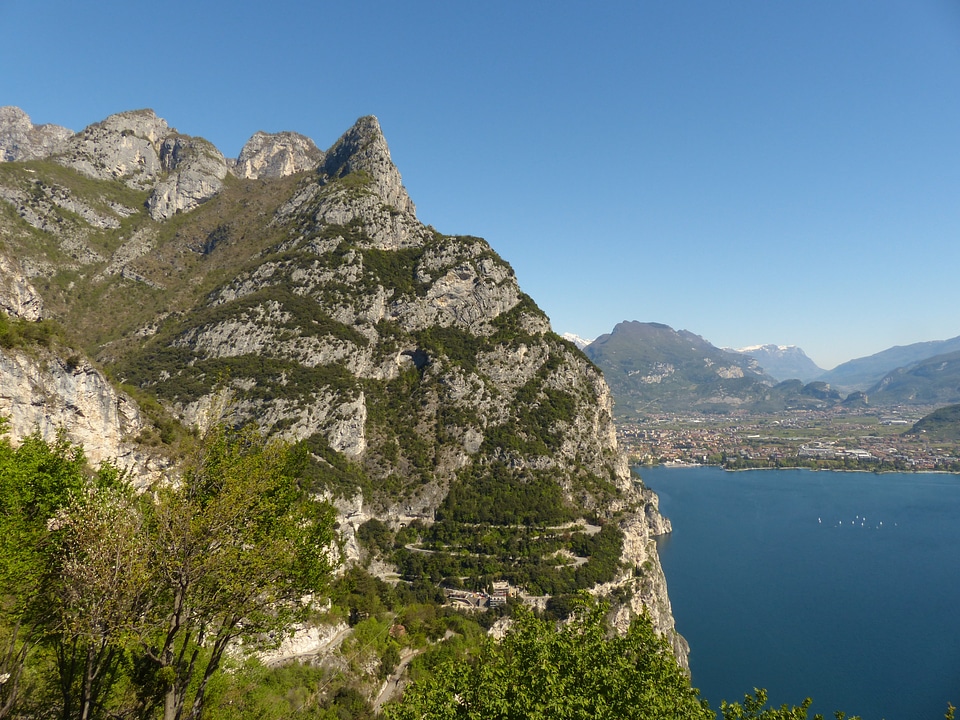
639, 462, 960, 476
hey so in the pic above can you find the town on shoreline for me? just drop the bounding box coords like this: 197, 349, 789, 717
617, 406, 960, 473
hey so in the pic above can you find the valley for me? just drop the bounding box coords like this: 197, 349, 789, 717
618, 405, 960, 472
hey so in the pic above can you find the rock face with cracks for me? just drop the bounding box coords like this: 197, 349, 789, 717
0, 107, 688, 666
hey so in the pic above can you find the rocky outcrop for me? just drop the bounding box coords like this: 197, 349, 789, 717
234, 130, 323, 179
319, 115, 416, 217
146, 135, 228, 220
0, 253, 44, 321
606, 490, 689, 670
41, 108, 227, 219
55, 109, 170, 189
0, 106, 73, 162
0, 348, 152, 477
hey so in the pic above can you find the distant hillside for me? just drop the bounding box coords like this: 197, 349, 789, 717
867, 350, 960, 406
819, 335, 960, 391
907, 403, 960, 441
584, 321, 778, 416
728, 344, 824, 383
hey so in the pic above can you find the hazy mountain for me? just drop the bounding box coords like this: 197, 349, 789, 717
583, 322, 861, 417
728, 344, 824, 383
818, 335, 960, 391
907, 403, 960, 441
584, 321, 778, 416
866, 350, 960, 406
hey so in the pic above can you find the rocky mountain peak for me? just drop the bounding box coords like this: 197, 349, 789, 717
319, 115, 415, 216
0, 106, 73, 162
97, 108, 170, 145
146, 134, 228, 221
54, 108, 171, 189
234, 130, 324, 179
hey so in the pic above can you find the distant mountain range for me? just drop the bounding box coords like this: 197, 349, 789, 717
817, 336, 960, 391
727, 344, 824, 383
579, 321, 960, 416
584, 321, 780, 416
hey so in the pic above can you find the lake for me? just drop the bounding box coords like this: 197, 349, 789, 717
643, 465, 960, 720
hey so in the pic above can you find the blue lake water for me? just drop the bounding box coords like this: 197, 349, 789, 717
642, 465, 960, 720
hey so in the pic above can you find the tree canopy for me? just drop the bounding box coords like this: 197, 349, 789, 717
383, 601, 713, 720
0, 422, 338, 720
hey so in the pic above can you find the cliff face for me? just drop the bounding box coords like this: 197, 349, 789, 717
0, 107, 686, 664
0, 253, 158, 480
0, 106, 72, 162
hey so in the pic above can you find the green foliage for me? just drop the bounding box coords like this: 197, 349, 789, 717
119, 344, 359, 410
291, 432, 371, 497
330, 566, 400, 625
187, 284, 370, 348
364, 368, 436, 482
0, 312, 63, 350
908, 403, 960, 441
0, 422, 339, 720
489, 292, 545, 341
720, 688, 860, 720
139, 424, 339, 720
438, 464, 573, 526
393, 500, 624, 596
383, 601, 713, 720
479, 353, 577, 458
0, 428, 90, 716
357, 518, 395, 557
418, 326, 482, 372
361, 246, 426, 297
201, 659, 375, 720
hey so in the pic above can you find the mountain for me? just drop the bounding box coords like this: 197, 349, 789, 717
584, 322, 855, 416
907, 403, 960, 441
584, 321, 779, 416
866, 350, 960, 406
561, 332, 593, 350
818, 335, 960, 391
0, 107, 685, 661
728, 344, 824, 383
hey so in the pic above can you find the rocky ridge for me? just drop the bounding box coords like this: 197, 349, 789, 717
234, 130, 323, 180
0, 106, 73, 162
0, 107, 687, 665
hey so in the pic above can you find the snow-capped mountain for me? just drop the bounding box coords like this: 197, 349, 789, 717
562, 332, 594, 350
727, 344, 824, 383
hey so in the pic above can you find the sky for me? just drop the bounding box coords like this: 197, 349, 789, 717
2, 1, 959, 370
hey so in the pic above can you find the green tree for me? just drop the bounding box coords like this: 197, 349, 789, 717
49, 474, 152, 720
136, 424, 338, 720
0, 425, 90, 718
383, 601, 713, 720
720, 689, 860, 720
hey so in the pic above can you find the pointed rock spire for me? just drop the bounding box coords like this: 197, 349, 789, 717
320, 116, 415, 216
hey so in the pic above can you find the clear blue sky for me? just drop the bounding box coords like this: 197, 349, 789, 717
3, 1, 959, 370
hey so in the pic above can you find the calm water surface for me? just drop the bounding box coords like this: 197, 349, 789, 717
643, 465, 960, 720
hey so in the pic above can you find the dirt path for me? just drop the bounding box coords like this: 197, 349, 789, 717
372, 646, 422, 713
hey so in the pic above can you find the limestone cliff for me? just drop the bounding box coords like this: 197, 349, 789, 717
0, 251, 156, 479
0, 106, 72, 162
234, 130, 323, 179
0, 107, 686, 665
